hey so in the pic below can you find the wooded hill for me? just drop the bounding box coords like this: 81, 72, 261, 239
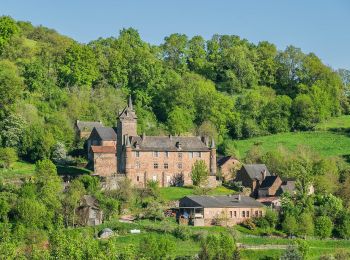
0, 15, 350, 163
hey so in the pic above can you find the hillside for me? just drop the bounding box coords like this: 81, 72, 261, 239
233, 115, 350, 159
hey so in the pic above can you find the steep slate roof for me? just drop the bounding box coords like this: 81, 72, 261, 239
217, 156, 238, 167
279, 180, 296, 193
76, 120, 103, 131
93, 127, 117, 141
179, 195, 264, 208
259, 176, 279, 190
129, 136, 210, 152
242, 164, 271, 181
91, 146, 116, 153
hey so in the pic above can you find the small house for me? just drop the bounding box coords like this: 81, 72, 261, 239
235, 164, 271, 197
178, 195, 265, 226
257, 175, 282, 198
76, 195, 103, 226
217, 156, 241, 181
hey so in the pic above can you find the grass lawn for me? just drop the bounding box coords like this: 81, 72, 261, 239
0, 161, 35, 180
0, 162, 91, 181
56, 165, 92, 176
160, 185, 236, 201
316, 115, 350, 130
234, 130, 350, 158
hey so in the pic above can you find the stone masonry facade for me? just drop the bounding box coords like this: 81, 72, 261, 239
88, 97, 217, 188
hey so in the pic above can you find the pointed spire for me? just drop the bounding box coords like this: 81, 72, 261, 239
211, 137, 216, 149
128, 95, 133, 110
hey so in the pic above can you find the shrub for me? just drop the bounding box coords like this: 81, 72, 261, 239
173, 225, 192, 240
241, 219, 256, 230
0, 147, 17, 169
315, 216, 333, 239
191, 160, 209, 186
282, 215, 298, 236
254, 217, 270, 229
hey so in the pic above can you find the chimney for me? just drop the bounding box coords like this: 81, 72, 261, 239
169, 134, 172, 140
261, 169, 266, 181
238, 194, 241, 201
141, 132, 146, 140
210, 137, 216, 149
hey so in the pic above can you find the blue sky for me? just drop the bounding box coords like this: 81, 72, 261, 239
2, 0, 350, 69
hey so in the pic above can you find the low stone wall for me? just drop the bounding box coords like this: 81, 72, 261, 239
101, 174, 126, 190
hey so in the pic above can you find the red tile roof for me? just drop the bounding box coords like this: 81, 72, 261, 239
91, 146, 116, 153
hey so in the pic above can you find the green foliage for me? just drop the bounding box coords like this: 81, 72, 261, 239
144, 201, 164, 221
0, 16, 18, 54
315, 194, 343, 220
191, 160, 209, 186
173, 225, 192, 241
198, 233, 236, 260
0, 60, 24, 116
138, 234, 175, 260
58, 43, 98, 87
295, 239, 309, 259
297, 212, 314, 237
0, 147, 18, 169
282, 215, 298, 236
281, 245, 302, 260
0, 113, 26, 148
315, 216, 333, 239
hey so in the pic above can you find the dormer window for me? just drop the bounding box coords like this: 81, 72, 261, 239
176, 141, 182, 149
135, 141, 140, 149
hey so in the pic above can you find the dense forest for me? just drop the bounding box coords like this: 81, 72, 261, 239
0, 15, 350, 163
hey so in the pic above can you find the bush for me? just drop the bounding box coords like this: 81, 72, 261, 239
173, 225, 192, 240
254, 217, 270, 229
0, 147, 18, 169
315, 216, 333, 239
241, 219, 256, 230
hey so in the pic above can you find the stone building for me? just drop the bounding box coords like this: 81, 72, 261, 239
178, 195, 265, 226
75, 120, 103, 139
87, 127, 117, 161
257, 176, 282, 198
217, 156, 241, 181
76, 195, 103, 226
88, 97, 217, 187
90, 146, 117, 177
235, 164, 271, 198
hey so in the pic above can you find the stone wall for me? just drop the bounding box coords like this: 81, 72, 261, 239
93, 152, 117, 177
219, 158, 241, 181
126, 150, 211, 187
203, 207, 264, 226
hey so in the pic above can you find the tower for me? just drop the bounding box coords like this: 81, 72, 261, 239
117, 96, 137, 173
210, 137, 217, 176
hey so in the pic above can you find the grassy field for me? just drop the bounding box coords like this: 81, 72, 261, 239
0, 161, 35, 180
0, 162, 91, 181
233, 115, 350, 159
316, 115, 350, 130
160, 185, 236, 201
234, 131, 350, 158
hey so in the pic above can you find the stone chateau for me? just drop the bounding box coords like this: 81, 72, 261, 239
85, 97, 217, 187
